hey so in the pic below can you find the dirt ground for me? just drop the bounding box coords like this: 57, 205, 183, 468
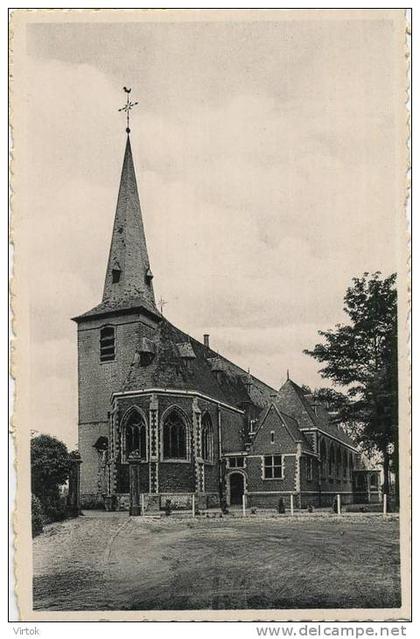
32, 511, 401, 611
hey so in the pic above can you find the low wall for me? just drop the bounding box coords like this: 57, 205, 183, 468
85, 492, 220, 512
82, 490, 379, 511
81, 493, 105, 509
247, 491, 373, 509
159, 493, 219, 510
247, 493, 297, 509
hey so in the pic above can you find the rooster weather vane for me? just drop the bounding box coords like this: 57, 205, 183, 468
119, 87, 139, 134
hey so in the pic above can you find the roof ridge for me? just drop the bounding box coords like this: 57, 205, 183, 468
284, 379, 356, 448
170, 325, 279, 394
272, 404, 302, 442
285, 379, 319, 427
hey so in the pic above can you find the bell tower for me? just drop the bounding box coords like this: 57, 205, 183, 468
72, 89, 161, 505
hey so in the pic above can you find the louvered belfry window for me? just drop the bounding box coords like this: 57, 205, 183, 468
100, 326, 115, 362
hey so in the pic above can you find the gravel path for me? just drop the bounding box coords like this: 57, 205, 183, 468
32, 512, 401, 611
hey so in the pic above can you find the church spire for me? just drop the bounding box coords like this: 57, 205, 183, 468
102, 91, 156, 311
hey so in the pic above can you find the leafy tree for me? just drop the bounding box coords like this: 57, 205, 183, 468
31, 434, 71, 519
302, 385, 362, 440
303, 386, 350, 417
304, 272, 398, 496
31, 495, 44, 537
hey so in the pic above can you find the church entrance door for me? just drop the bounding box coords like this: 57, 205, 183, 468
229, 472, 245, 506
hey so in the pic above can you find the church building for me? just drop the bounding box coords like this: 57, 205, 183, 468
73, 117, 380, 512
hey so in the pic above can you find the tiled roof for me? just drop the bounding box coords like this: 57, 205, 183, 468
72, 295, 161, 322
280, 411, 314, 454
122, 318, 275, 411
73, 136, 160, 323
102, 136, 157, 310
277, 379, 357, 449
253, 403, 314, 454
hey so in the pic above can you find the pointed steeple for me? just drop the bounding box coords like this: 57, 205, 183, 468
102, 134, 157, 311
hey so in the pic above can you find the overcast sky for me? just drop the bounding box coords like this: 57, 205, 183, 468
17, 11, 403, 447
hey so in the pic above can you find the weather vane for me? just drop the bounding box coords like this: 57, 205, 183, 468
118, 87, 139, 134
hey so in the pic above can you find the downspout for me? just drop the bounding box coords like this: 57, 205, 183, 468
295, 441, 302, 509
217, 404, 223, 499
106, 397, 118, 507
317, 432, 322, 508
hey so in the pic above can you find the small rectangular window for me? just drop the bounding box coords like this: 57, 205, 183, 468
227, 456, 244, 468
263, 455, 283, 479
270, 431, 275, 444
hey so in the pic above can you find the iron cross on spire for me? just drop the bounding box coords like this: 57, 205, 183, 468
118, 87, 139, 134
158, 297, 167, 315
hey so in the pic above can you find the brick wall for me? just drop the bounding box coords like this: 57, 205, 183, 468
197, 399, 220, 493
159, 462, 195, 492
247, 493, 295, 509
244, 405, 299, 505
250, 405, 298, 455
299, 455, 320, 491
219, 409, 245, 453
77, 312, 157, 424
77, 311, 159, 496
79, 421, 108, 498
246, 454, 297, 494
203, 461, 219, 493
298, 444, 356, 508
318, 435, 355, 503
110, 392, 227, 496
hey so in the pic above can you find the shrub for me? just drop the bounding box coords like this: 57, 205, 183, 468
277, 498, 285, 514
31, 435, 70, 494
41, 494, 68, 523
31, 495, 44, 537
31, 434, 71, 522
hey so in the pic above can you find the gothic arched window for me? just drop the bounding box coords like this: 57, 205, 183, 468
124, 410, 147, 461
163, 410, 187, 460
320, 439, 327, 479
343, 450, 348, 479
201, 413, 213, 462
329, 443, 335, 476
336, 448, 342, 478
100, 326, 115, 362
